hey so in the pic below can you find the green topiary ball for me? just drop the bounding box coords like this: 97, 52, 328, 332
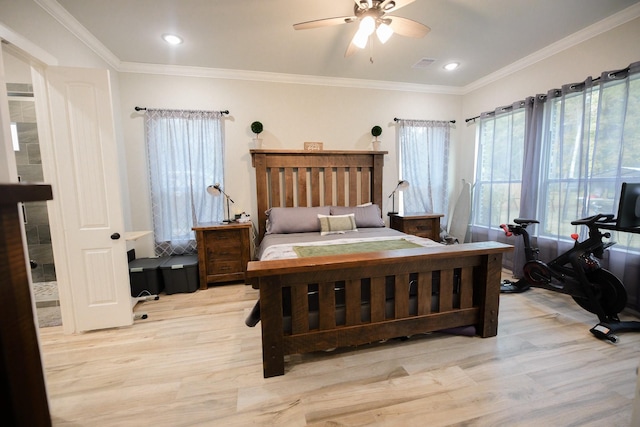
371, 125, 382, 137
251, 121, 263, 135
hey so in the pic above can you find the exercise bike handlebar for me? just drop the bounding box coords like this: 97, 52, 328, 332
570, 213, 616, 226
500, 213, 615, 240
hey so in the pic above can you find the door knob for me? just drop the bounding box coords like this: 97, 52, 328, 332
110, 232, 121, 240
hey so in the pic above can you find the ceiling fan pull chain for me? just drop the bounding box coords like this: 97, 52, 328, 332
369, 36, 374, 63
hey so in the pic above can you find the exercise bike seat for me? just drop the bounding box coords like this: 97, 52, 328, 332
514, 218, 539, 226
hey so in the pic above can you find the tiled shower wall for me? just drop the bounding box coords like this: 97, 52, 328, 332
9, 83, 56, 283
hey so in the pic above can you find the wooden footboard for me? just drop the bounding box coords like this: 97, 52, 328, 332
247, 242, 512, 378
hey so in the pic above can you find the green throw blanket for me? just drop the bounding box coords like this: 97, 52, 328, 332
293, 238, 422, 258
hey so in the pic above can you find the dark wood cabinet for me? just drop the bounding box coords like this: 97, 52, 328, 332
193, 222, 252, 288
0, 184, 52, 426
389, 213, 443, 241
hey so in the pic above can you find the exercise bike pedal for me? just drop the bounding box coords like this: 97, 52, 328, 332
590, 323, 619, 343
500, 279, 531, 293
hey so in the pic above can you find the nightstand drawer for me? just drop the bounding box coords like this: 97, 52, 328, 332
404, 222, 435, 238
203, 230, 242, 250
208, 259, 242, 275
206, 243, 241, 259
389, 213, 443, 241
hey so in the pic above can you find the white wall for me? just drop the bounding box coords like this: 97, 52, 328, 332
118, 73, 462, 232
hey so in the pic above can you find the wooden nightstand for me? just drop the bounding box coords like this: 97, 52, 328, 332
192, 222, 252, 288
389, 213, 444, 241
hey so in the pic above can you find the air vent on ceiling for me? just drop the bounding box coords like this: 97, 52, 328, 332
412, 58, 436, 69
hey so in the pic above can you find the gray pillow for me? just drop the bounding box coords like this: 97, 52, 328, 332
330, 204, 385, 228
265, 206, 330, 234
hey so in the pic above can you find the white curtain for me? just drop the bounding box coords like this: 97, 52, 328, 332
145, 109, 225, 256
534, 63, 640, 310
471, 101, 527, 271
398, 120, 451, 224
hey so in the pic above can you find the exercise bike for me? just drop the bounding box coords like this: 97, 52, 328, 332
500, 213, 640, 343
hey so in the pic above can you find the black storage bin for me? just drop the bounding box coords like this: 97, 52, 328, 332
160, 255, 199, 294
128, 257, 166, 297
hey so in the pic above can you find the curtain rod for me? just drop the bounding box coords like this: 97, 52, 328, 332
463, 66, 633, 123
394, 117, 456, 124
134, 106, 229, 115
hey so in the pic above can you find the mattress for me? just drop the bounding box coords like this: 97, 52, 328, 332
257, 227, 441, 261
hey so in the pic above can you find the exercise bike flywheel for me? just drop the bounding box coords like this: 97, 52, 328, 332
571, 269, 627, 317
522, 260, 553, 284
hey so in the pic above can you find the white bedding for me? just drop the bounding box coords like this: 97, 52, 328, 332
258, 227, 442, 261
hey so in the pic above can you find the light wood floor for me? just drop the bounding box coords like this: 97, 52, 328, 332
38, 277, 640, 426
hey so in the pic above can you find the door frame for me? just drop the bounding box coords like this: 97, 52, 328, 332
1, 25, 133, 333
0, 32, 78, 332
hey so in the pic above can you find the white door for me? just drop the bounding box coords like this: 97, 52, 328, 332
44, 66, 132, 331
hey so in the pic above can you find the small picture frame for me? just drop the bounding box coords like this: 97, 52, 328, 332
304, 142, 323, 151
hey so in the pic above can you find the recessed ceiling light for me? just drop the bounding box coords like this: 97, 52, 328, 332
444, 62, 460, 71
162, 34, 183, 45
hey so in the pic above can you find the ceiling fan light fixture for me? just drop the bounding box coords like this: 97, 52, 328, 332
352, 28, 370, 49
293, 0, 429, 57
359, 16, 376, 35
376, 23, 394, 44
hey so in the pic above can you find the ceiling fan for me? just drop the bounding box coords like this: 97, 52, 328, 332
293, 0, 430, 58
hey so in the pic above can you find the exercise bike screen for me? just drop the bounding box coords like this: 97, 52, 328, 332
616, 182, 640, 229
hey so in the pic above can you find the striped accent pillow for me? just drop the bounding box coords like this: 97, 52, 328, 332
318, 214, 357, 236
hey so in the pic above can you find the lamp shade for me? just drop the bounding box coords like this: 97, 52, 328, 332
207, 184, 221, 196
397, 180, 409, 191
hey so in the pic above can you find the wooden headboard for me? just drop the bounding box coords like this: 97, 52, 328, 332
250, 149, 387, 242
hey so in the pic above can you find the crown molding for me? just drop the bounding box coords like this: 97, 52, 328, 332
462, 2, 640, 94
35, 0, 121, 69
118, 61, 464, 95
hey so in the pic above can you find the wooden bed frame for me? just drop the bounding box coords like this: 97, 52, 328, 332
247, 149, 512, 378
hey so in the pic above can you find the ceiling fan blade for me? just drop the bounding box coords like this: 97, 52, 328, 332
379, 0, 415, 13
388, 16, 430, 38
353, 0, 373, 8
293, 16, 356, 30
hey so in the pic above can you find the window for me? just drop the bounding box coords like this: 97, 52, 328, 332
397, 120, 451, 222
473, 109, 525, 229
470, 62, 640, 310
145, 109, 225, 256
538, 75, 640, 247
472, 68, 640, 248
